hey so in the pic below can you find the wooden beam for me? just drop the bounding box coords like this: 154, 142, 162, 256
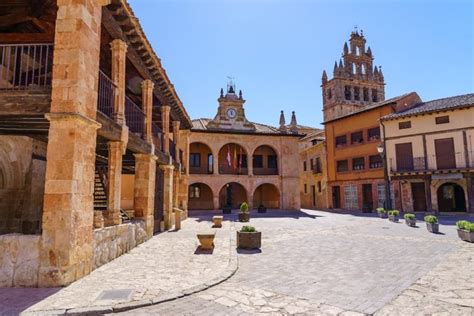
0, 33, 54, 44
0, 91, 51, 114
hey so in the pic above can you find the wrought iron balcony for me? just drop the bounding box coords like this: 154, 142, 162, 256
390, 152, 473, 173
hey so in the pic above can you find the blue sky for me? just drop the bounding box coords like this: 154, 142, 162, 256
129, 0, 473, 128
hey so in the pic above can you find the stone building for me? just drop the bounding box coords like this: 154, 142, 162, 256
321, 30, 385, 122
381, 94, 474, 213
0, 0, 190, 287
187, 82, 303, 211
299, 130, 329, 209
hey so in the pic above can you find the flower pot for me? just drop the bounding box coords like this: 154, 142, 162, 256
378, 212, 387, 219
457, 229, 474, 243
258, 206, 267, 213
238, 212, 250, 222
426, 222, 439, 233
237, 231, 261, 249
405, 218, 417, 227
388, 215, 399, 222
222, 206, 232, 214
197, 232, 215, 250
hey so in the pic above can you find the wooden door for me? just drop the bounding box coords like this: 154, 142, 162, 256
332, 186, 341, 208
311, 185, 316, 207
395, 143, 413, 171
435, 138, 456, 169
411, 182, 427, 212
362, 184, 373, 211
153, 168, 164, 233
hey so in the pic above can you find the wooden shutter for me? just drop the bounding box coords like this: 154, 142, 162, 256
395, 143, 413, 171
435, 138, 456, 169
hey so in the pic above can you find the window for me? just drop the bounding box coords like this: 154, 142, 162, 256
361, 64, 366, 74
369, 155, 383, 169
207, 154, 213, 173
336, 135, 347, 147
190, 153, 200, 167
368, 127, 380, 140
268, 155, 277, 169
337, 160, 349, 172
377, 183, 395, 209
189, 184, 201, 199
253, 155, 263, 168
435, 116, 450, 124
303, 160, 307, 171
345, 86, 351, 100
315, 157, 322, 173
317, 181, 322, 193
310, 158, 314, 170
351, 131, 364, 144
238, 154, 248, 168
398, 121, 411, 129
363, 88, 369, 101
304, 183, 307, 194
352, 157, 365, 170
354, 87, 360, 100
352, 63, 356, 74
344, 184, 358, 209
372, 89, 378, 102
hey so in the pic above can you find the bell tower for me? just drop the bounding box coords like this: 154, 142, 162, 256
321, 29, 385, 122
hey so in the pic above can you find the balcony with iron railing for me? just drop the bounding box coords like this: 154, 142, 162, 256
169, 138, 176, 161
253, 167, 278, 175
390, 151, 473, 173
152, 122, 163, 152
0, 43, 53, 90
97, 70, 116, 118
125, 95, 145, 138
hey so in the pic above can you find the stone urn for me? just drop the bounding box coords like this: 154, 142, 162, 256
238, 212, 250, 222
197, 232, 215, 250
426, 222, 439, 233
237, 231, 261, 249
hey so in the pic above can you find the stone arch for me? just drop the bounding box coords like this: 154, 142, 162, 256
219, 182, 248, 209
188, 182, 214, 210
217, 143, 249, 175
189, 142, 214, 174
253, 183, 280, 209
436, 182, 466, 212
252, 145, 279, 175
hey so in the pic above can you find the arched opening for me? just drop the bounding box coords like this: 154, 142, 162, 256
355, 46, 360, 56
188, 183, 214, 210
361, 64, 366, 75
219, 182, 247, 209
253, 183, 280, 209
218, 143, 248, 175
352, 63, 356, 74
253, 145, 278, 175
437, 182, 466, 212
189, 142, 213, 174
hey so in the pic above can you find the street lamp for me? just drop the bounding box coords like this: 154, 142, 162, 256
377, 143, 392, 210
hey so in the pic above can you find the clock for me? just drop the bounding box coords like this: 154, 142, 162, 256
226, 108, 237, 119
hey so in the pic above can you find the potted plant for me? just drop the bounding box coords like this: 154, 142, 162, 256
376, 208, 387, 218
238, 202, 250, 222
388, 210, 400, 222
222, 204, 232, 214
456, 220, 474, 243
424, 215, 439, 233
404, 213, 417, 227
237, 225, 261, 249
258, 204, 267, 213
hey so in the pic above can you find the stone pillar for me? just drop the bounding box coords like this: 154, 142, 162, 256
213, 150, 219, 175
248, 156, 253, 176
110, 39, 127, 125
160, 164, 174, 230
425, 178, 433, 213
104, 141, 123, 226
213, 195, 220, 210
39, 0, 108, 287
467, 175, 474, 213
142, 80, 154, 143
173, 121, 181, 163
134, 154, 157, 237
161, 106, 171, 154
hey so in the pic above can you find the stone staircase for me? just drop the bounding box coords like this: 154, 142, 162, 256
94, 168, 108, 211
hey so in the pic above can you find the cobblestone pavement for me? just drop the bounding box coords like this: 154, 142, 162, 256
117, 210, 474, 315
18, 217, 236, 315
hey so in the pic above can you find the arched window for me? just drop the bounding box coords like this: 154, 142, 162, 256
355, 46, 360, 56
361, 64, 366, 74
189, 184, 201, 199
352, 63, 356, 74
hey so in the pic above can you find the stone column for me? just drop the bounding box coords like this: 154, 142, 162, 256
160, 164, 174, 230
248, 156, 253, 176
213, 150, 219, 174
134, 154, 157, 237
466, 175, 474, 213
173, 121, 181, 163
213, 195, 220, 210
104, 141, 123, 226
39, 0, 109, 287
142, 80, 154, 143
110, 39, 127, 125
161, 106, 171, 154
425, 178, 433, 213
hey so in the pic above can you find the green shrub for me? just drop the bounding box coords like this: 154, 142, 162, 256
240, 202, 249, 213
456, 220, 470, 230
424, 215, 438, 224
466, 223, 474, 233
241, 225, 256, 233
376, 208, 386, 213
404, 213, 415, 220
388, 210, 400, 217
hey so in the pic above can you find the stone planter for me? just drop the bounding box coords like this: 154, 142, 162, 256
378, 212, 387, 219
197, 232, 215, 250
426, 222, 439, 233
258, 206, 267, 213
388, 215, 399, 222
457, 229, 474, 243
222, 206, 232, 214
237, 231, 261, 249
212, 216, 223, 228
405, 218, 417, 227
238, 212, 250, 222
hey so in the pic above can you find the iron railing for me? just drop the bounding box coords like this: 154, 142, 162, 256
390, 152, 473, 173
125, 95, 145, 137
218, 164, 248, 175
0, 43, 53, 89
97, 70, 116, 118
152, 122, 163, 152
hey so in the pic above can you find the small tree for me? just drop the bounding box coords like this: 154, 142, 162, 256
240, 202, 249, 213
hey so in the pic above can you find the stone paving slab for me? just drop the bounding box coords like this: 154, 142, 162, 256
17, 216, 237, 316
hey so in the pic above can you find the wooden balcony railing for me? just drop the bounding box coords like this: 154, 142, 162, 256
97, 70, 115, 118
125, 95, 145, 137
0, 43, 53, 89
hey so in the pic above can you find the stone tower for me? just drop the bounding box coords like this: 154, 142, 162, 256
321, 29, 385, 122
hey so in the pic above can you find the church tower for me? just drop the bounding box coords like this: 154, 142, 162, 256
321, 29, 385, 122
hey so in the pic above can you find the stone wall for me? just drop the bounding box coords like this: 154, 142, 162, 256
92, 220, 147, 270
0, 234, 41, 287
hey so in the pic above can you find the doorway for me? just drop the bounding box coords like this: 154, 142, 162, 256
332, 186, 341, 209
437, 183, 466, 212
362, 184, 373, 211
311, 185, 316, 207
411, 182, 427, 212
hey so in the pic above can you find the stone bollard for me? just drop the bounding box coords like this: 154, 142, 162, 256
173, 207, 183, 230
